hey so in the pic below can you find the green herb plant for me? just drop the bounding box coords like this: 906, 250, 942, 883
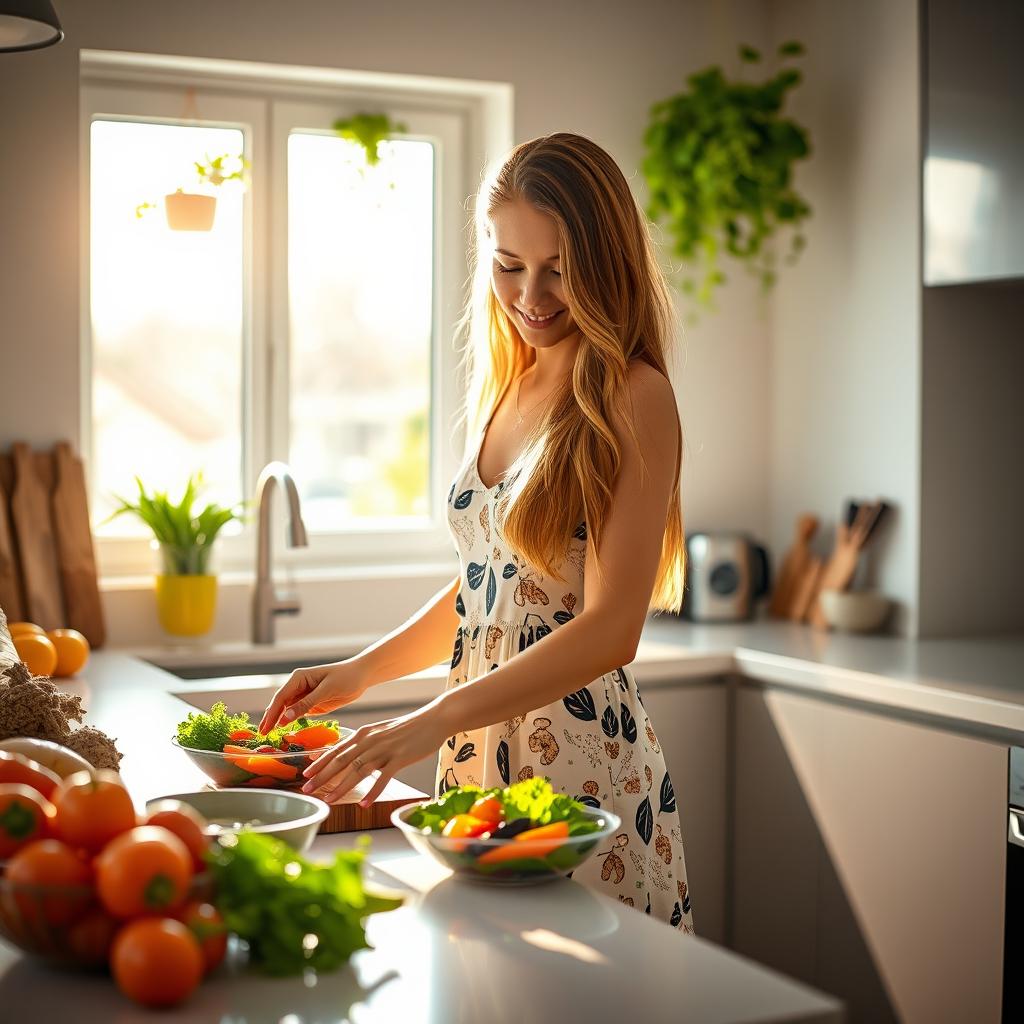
331, 112, 409, 166
175, 700, 339, 751
193, 151, 250, 188
206, 831, 403, 975
642, 40, 812, 320
407, 777, 603, 838
101, 471, 249, 575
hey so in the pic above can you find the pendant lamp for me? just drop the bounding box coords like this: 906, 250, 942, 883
0, 0, 63, 53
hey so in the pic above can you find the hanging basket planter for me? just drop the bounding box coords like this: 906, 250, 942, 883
164, 189, 217, 232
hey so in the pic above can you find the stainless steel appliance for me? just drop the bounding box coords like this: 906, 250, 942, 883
1004, 747, 1024, 1022
680, 531, 770, 623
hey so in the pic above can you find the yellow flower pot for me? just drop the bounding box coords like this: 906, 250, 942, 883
155, 574, 218, 636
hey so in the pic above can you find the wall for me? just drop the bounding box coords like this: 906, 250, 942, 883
0, 0, 774, 645
768, 0, 922, 636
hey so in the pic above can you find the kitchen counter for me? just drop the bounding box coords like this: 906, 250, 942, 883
138, 612, 1024, 741
0, 637, 843, 1023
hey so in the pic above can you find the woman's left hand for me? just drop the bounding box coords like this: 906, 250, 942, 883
301, 701, 450, 805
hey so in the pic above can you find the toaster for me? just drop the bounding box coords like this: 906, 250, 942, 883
680, 532, 771, 622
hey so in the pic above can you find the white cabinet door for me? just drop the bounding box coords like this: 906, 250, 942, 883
814, 698, 1005, 1023
638, 679, 728, 944
733, 683, 1007, 1024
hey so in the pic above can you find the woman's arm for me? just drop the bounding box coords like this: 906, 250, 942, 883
351, 573, 462, 688
259, 573, 461, 731
301, 364, 682, 801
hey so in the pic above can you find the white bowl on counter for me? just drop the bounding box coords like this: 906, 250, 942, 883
818, 589, 892, 633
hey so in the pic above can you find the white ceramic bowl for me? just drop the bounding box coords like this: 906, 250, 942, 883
819, 589, 891, 633
147, 788, 329, 853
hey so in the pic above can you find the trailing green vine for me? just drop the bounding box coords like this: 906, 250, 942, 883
642, 41, 812, 319
332, 112, 409, 166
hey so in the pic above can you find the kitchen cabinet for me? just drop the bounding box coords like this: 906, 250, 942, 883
639, 678, 729, 944
733, 683, 1006, 1023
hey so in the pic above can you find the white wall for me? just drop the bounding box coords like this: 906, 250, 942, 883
0, 0, 775, 645
768, 0, 922, 636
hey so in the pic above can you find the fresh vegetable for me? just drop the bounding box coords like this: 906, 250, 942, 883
476, 820, 570, 865
287, 724, 340, 749
95, 825, 193, 919
407, 777, 603, 838
110, 917, 204, 1008
0, 737, 94, 779
175, 701, 340, 754
176, 900, 227, 974
205, 830, 403, 976
0, 782, 55, 858
4, 838, 93, 926
0, 749, 62, 800
145, 800, 211, 873
468, 794, 503, 825
50, 769, 137, 853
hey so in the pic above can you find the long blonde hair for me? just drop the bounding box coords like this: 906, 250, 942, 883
453, 133, 686, 614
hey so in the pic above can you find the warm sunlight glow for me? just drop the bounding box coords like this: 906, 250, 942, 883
89, 119, 245, 535
287, 133, 434, 530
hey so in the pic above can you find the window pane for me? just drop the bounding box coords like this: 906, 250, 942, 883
287, 132, 433, 531
89, 119, 244, 536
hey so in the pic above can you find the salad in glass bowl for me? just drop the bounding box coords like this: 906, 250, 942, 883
173, 701, 351, 789
392, 777, 620, 884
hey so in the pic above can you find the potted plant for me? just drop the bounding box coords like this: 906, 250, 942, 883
135, 151, 250, 231
101, 472, 249, 636
641, 41, 812, 320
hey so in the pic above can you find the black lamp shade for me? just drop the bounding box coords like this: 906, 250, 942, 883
0, 0, 63, 52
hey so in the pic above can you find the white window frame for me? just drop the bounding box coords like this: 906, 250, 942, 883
79, 49, 512, 581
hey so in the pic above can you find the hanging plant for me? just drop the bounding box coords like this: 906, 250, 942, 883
331, 112, 408, 166
135, 151, 250, 231
642, 41, 812, 318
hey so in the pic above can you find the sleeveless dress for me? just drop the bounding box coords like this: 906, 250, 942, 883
435, 413, 696, 933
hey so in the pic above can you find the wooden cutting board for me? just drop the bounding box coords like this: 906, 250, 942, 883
768, 514, 818, 619
0, 471, 24, 622
8, 442, 64, 630
317, 775, 428, 834
51, 441, 106, 647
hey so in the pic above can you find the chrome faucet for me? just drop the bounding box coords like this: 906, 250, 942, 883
252, 461, 309, 644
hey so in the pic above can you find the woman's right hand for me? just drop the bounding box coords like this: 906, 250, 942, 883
258, 659, 369, 734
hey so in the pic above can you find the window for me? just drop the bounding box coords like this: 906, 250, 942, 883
81, 52, 509, 578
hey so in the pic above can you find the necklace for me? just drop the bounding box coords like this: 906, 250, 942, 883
514, 373, 560, 428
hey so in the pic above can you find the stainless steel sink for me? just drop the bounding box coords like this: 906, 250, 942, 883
148, 652, 359, 680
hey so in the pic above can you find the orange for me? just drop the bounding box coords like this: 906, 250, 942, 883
51, 769, 137, 853
110, 917, 204, 1008
45, 628, 90, 677
6, 621, 45, 637
95, 825, 192, 919
12, 632, 57, 676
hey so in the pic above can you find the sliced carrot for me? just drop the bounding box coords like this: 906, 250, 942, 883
244, 756, 298, 781
229, 729, 257, 740
287, 725, 339, 749
222, 744, 256, 771
223, 744, 253, 755
477, 821, 570, 865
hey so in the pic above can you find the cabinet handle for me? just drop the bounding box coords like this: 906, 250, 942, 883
1010, 809, 1024, 849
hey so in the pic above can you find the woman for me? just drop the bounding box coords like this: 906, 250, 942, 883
259, 133, 693, 932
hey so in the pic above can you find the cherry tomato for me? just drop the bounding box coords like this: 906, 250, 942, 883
111, 917, 204, 1008
176, 900, 227, 973
441, 814, 491, 839
468, 795, 504, 825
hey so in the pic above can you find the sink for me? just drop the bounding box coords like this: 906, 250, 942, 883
156, 654, 359, 680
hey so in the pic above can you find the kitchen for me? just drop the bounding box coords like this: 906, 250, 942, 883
0, 0, 1022, 1021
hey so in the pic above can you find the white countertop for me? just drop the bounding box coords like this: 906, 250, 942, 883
0, 623, 849, 1024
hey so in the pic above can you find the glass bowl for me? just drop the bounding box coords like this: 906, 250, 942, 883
0, 868, 213, 970
390, 802, 620, 885
172, 727, 353, 790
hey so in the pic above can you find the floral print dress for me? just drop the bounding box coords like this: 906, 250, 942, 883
435, 416, 695, 933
